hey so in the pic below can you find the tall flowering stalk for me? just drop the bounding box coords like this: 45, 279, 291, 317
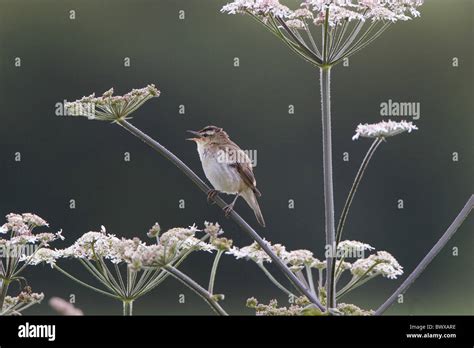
221, 0, 423, 310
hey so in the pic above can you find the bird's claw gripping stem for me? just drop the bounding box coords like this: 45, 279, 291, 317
223, 203, 234, 217
207, 189, 219, 204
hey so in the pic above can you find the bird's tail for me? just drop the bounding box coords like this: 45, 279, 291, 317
241, 189, 266, 228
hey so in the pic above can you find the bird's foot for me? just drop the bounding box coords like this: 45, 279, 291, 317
207, 189, 219, 204
223, 203, 234, 217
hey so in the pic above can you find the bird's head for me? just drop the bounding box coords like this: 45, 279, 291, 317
187, 125, 229, 145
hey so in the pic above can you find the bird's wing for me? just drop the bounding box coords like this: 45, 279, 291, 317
219, 144, 262, 197
235, 162, 261, 197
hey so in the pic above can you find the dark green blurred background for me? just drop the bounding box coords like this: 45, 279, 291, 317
0, 0, 472, 315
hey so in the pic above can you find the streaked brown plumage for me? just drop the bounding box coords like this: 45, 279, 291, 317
187, 126, 265, 227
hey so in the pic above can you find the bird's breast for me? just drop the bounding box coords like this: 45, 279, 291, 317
200, 150, 241, 194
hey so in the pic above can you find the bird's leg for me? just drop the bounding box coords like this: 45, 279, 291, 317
207, 189, 220, 204
223, 194, 240, 217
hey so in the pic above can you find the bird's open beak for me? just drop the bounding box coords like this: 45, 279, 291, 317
186, 130, 202, 141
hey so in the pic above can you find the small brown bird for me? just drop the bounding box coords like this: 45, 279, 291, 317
187, 126, 265, 227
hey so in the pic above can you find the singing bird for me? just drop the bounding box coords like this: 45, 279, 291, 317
187, 126, 265, 227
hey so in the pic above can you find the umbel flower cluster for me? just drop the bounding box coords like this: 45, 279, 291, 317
352, 120, 418, 140
64, 84, 160, 122
228, 239, 402, 279
247, 296, 374, 316
37, 224, 217, 270
222, 0, 423, 66
223, 0, 423, 26
1, 287, 44, 316
0, 213, 63, 315
228, 238, 403, 315
0, 213, 63, 247
26, 221, 229, 316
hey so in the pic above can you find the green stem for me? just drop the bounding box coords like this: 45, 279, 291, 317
208, 250, 223, 295
275, 16, 322, 65
79, 259, 121, 296
53, 264, 119, 299
336, 138, 383, 245
257, 263, 295, 298
323, 8, 330, 63
375, 195, 474, 315
12, 243, 45, 277
0, 279, 10, 310
164, 265, 228, 316
305, 265, 317, 297
320, 65, 336, 310
123, 300, 133, 316
337, 261, 383, 298
337, 275, 376, 300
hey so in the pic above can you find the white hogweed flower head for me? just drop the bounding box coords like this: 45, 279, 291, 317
7, 230, 64, 247
59, 231, 120, 262
351, 250, 403, 279
204, 221, 223, 238
335, 259, 352, 271
222, 0, 423, 66
284, 249, 317, 267
337, 240, 374, 258
0, 213, 63, 266
0, 213, 64, 290
227, 239, 288, 264
57, 223, 216, 271
222, 0, 423, 25
311, 4, 365, 27
2, 213, 48, 235
311, 258, 326, 269
303, 0, 422, 24
5, 291, 44, 306
20, 213, 49, 228
337, 302, 374, 316
352, 120, 418, 140
291, 8, 313, 19
22, 248, 60, 267
65, 84, 160, 122
159, 225, 214, 253
212, 237, 233, 251
247, 297, 310, 316
147, 222, 161, 239
285, 19, 305, 29
129, 224, 217, 269
2, 287, 45, 316
222, 0, 292, 17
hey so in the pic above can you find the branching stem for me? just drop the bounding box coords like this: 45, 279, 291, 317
375, 196, 473, 315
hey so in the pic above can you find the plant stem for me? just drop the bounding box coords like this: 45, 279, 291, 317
53, 264, 119, 299
336, 138, 382, 245
0, 279, 10, 310
257, 263, 294, 298
327, 138, 383, 305
320, 66, 336, 310
164, 265, 228, 316
117, 120, 325, 311
208, 250, 223, 295
123, 300, 133, 316
375, 195, 474, 315
305, 265, 317, 297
